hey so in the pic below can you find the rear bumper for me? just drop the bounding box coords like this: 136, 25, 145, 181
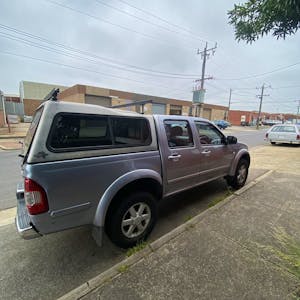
269, 139, 300, 144
15, 183, 41, 240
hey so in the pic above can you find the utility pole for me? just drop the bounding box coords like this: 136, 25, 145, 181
226, 88, 232, 121
256, 83, 270, 130
296, 100, 300, 123
197, 42, 217, 89
193, 42, 217, 117
0, 90, 7, 125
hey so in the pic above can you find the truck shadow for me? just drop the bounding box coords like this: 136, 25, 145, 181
152, 178, 228, 240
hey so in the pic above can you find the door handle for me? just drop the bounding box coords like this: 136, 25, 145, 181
168, 154, 182, 160
201, 150, 211, 154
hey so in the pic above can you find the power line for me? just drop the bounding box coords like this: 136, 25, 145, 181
0, 50, 198, 99
94, 0, 207, 44
0, 33, 196, 80
271, 84, 300, 89
116, 0, 215, 43
0, 24, 202, 79
215, 61, 300, 81
43, 0, 196, 51
0, 50, 172, 88
205, 81, 227, 93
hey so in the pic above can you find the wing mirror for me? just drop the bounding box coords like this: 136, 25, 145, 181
226, 136, 237, 144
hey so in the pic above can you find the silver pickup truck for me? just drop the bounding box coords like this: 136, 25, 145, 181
16, 99, 250, 248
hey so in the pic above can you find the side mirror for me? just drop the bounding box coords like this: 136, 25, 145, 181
227, 136, 237, 144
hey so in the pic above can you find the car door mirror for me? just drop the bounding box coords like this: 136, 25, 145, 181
227, 136, 237, 144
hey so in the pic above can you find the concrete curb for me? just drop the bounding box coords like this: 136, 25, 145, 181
0, 145, 21, 151
0, 207, 17, 227
58, 170, 273, 300
0, 135, 26, 139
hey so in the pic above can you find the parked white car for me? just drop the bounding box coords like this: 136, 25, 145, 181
265, 124, 300, 145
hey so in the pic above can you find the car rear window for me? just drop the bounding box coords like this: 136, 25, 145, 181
48, 113, 151, 151
271, 126, 296, 133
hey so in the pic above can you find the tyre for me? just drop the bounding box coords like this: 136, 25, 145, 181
106, 192, 157, 248
271, 142, 276, 145
226, 158, 249, 190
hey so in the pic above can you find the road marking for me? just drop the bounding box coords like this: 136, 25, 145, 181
0, 207, 16, 227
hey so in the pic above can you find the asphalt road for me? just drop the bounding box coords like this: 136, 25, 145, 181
0, 150, 22, 210
228, 128, 269, 148
0, 127, 269, 299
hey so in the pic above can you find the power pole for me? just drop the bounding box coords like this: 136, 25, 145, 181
0, 90, 7, 125
296, 100, 300, 123
256, 84, 270, 129
226, 88, 232, 121
193, 42, 217, 117
197, 42, 217, 89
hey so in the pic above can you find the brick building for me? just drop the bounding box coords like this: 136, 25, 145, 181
4, 95, 20, 103
20, 81, 68, 116
58, 84, 228, 120
228, 110, 299, 126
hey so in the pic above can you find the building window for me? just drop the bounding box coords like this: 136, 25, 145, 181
169, 105, 182, 115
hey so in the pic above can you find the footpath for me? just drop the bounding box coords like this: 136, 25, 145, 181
0, 123, 28, 150
60, 145, 300, 300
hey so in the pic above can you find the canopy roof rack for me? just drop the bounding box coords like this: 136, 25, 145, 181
44, 88, 60, 101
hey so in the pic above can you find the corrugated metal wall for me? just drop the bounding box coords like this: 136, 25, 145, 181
4, 101, 24, 117
152, 103, 166, 114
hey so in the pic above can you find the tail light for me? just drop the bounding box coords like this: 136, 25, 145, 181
24, 178, 48, 215
265, 133, 269, 138
297, 134, 300, 140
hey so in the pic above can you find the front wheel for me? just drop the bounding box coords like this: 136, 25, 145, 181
226, 158, 249, 189
106, 192, 157, 248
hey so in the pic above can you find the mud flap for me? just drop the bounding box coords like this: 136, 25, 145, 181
92, 226, 103, 247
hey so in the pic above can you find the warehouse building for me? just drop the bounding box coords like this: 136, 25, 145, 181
58, 84, 228, 120
20, 81, 68, 116
4, 81, 229, 123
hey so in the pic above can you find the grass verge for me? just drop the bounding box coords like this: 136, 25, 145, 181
126, 241, 147, 257
118, 264, 129, 273
208, 189, 233, 208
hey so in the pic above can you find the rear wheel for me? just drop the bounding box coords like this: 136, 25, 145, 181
226, 158, 249, 190
106, 192, 157, 248
271, 142, 276, 145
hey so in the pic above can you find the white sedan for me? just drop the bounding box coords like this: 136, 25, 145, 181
265, 124, 300, 145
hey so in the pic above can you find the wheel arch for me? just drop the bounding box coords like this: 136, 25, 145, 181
93, 169, 162, 228
229, 149, 250, 176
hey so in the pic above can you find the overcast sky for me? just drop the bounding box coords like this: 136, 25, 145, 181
0, 0, 299, 114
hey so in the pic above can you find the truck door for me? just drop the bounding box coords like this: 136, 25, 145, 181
157, 117, 201, 195
194, 121, 234, 180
